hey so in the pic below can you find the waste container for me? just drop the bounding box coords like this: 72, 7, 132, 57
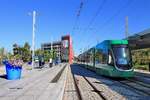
28, 61, 32, 65
5, 63, 22, 80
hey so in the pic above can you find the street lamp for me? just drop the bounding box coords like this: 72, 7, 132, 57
31, 11, 36, 69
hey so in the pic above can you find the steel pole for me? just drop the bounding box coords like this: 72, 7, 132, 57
32, 11, 36, 69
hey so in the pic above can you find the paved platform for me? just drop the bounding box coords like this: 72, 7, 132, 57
0, 63, 68, 100
134, 69, 150, 78
63, 65, 79, 100
135, 69, 150, 74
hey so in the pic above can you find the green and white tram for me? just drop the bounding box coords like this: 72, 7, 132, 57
79, 40, 134, 78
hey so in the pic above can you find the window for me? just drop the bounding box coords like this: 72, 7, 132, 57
95, 49, 107, 64
112, 45, 132, 70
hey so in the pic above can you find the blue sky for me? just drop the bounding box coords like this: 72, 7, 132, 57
0, 0, 150, 55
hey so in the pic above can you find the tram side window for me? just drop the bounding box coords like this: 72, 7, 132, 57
90, 52, 93, 65
102, 53, 107, 64
86, 52, 91, 65
85, 51, 93, 66
95, 49, 107, 64
95, 50, 101, 64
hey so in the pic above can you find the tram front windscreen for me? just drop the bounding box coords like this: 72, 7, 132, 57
112, 45, 132, 70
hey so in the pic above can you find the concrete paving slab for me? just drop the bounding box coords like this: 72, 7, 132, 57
0, 63, 68, 100
37, 64, 68, 100
63, 65, 79, 100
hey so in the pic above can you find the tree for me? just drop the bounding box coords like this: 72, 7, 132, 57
35, 49, 44, 56
13, 43, 18, 48
52, 50, 57, 59
22, 42, 31, 62
24, 42, 30, 50
12, 42, 31, 62
0, 48, 5, 64
43, 50, 52, 62
7, 52, 13, 60
131, 48, 150, 67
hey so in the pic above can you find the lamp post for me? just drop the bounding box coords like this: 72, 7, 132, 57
125, 16, 129, 38
31, 11, 36, 69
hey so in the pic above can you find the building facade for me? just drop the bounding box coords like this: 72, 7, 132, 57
41, 35, 73, 64
41, 41, 62, 59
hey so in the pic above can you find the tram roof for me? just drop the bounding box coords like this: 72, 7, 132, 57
127, 28, 150, 50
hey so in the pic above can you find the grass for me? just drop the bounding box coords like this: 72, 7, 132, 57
26, 67, 32, 70
134, 64, 149, 71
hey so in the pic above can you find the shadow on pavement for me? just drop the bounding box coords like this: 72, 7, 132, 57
70, 63, 149, 100
0, 74, 7, 79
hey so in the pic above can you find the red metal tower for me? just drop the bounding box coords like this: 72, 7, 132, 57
61, 35, 73, 64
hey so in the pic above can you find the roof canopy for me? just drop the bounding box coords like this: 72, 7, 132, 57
127, 28, 150, 50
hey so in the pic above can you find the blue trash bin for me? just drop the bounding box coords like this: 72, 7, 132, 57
28, 61, 32, 65
5, 63, 22, 80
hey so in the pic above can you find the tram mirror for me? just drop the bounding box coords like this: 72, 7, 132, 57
108, 54, 112, 64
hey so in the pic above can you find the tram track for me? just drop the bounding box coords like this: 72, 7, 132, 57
83, 64, 150, 97
97, 74, 150, 97
83, 76, 107, 100
126, 78, 150, 89
135, 72, 150, 79
135, 74, 150, 80
72, 72, 107, 100
72, 71, 83, 100
96, 75, 150, 97
92, 73, 150, 98
117, 80, 150, 96
73, 64, 150, 99
118, 76, 150, 96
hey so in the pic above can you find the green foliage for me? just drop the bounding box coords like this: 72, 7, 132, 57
22, 42, 31, 62
35, 49, 44, 56
134, 65, 149, 70
24, 42, 30, 50
43, 50, 50, 62
35, 49, 57, 62
0, 47, 6, 64
7, 52, 13, 60
131, 48, 150, 70
13, 42, 31, 62
12, 42, 58, 63
14, 54, 22, 60
44, 50, 57, 62
52, 50, 57, 59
